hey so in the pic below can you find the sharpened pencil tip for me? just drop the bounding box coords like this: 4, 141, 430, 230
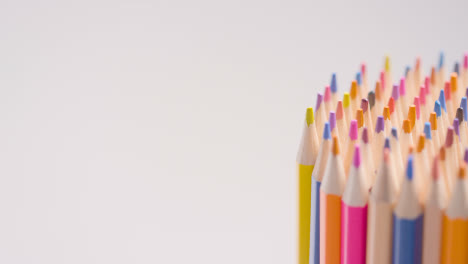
461, 97, 468, 121
350, 81, 358, 99
434, 101, 442, 117
391, 127, 398, 139
424, 122, 432, 139
403, 119, 412, 133
388, 97, 395, 114
438, 51, 444, 70
440, 147, 446, 161
305, 108, 314, 126
445, 127, 454, 147
408, 105, 416, 129
356, 72, 362, 86
417, 134, 425, 153
356, 109, 364, 128
329, 112, 336, 132
392, 84, 399, 100
384, 137, 390, 150
362, 127, 369, 144
323, 122, 331, 140
385, 56, 391, 72
332, 135, 340, 155
439, 90, 447, 112
458, 164, 466, 179
330, 73, 337, 93
451, 73, 458, 92
430, 112, 438, 130
350, 120, 358, 140
376, 116, 385, 133
336, 101, 344, 120
343, 93, 350, 108
368, 91, 375, 108
353, 144, 360, 168
383, 107, 391, 120
375, 81, 382, 101
453, 118, 460, 137
406, 155, 414, 180
464, 148, 468, 164
324, 86, 331, 102
399, 78, 406, 96
456, 108, 464, 124
316, 93, 323, 111
361, 99, 369, 112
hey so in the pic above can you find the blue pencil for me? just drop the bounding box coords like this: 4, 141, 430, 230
392, 155, 423, 264
309, 122, 331, 264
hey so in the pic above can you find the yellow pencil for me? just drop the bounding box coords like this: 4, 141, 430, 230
296, 108, 320, 264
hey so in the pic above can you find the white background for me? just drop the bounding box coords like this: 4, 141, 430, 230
0, 0, 467, 263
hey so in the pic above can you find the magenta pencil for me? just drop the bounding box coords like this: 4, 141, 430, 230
341, 145, 368, 264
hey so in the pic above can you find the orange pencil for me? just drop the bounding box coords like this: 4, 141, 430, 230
441, 164, 468, 264
320, 136, 346, 264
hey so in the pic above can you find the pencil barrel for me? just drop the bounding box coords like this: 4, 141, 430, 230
309, 178, 320, 264
441, 215, 468, 264
298, 163, 314, 264
319, 191, 341, 264
341, 202, 367, 264
367, 201, 393, 264
392, 214, 423, 264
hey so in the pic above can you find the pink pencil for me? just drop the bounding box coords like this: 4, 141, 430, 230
341, 145, 368, 264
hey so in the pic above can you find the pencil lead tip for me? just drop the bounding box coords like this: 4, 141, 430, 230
464, 53, 468, 69
375, 81, 382, 100
388, 97, 395, 114
417, 134, 425, 153
362, 127, 369, 144
406, 155, 414, 180
453, 118, 460, 137
350, 81, 358, 99
376, 116, 385, 133
434, 101, 442, 117
361, 99, 369, 112
454, 62, 460, 76
445, 126, 454, 147
384, 137, 390, 150
399, 78, 406, 96
367, 91, 375, 108
424, 122, 432, 139
464, 148, 468, 164
440, 147, 446, 161
332, 135, 340, 155
438, 51, 444, 70
414, 97, 420, 120
356, 72, 362, 86
324, 86, 331, 102
408, 105, 416, 129
383, 148, 390, 163
458, 164, 466, 179
361, 63, 366, 76
438, 90, 447, 112
356, 109, 364, 128
329, 112, 336, 132
343, 93, 350, 108
404, 66, 410, 77
323, 122, 331, 140
391, 127, 398, 139
353, 144, 361, 168
419, 86, 426, 105
456, 108, 464, 124
392, 84, 399, 100
305, 108, 314, 126
385, 56, 391, 72
315, 93, 323, 111
336, 101, 344, 120
430, 112, 438, 130
431, 67, 437, 84
460, 97, 468, 121
451, 73, 458, 92
330, 73, 337, 93
349, 120, 358, 141
403, 119, 412, 134
383, 107, 391, 120
444, 82, 452, 100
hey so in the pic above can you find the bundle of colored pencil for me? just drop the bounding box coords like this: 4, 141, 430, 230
296, 53, 468, 264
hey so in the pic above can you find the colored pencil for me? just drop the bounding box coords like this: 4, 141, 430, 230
392, 155, 423, 264
344, 120, 358, 176
296, 107, 320, 264
320, 136, 346, 264
309, 122, 332, 264
441, 164, 468, 264
367, 149, 397, 264
422, 156, 447, 264
341, 145, 368, 264
360, 127, 374, 188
